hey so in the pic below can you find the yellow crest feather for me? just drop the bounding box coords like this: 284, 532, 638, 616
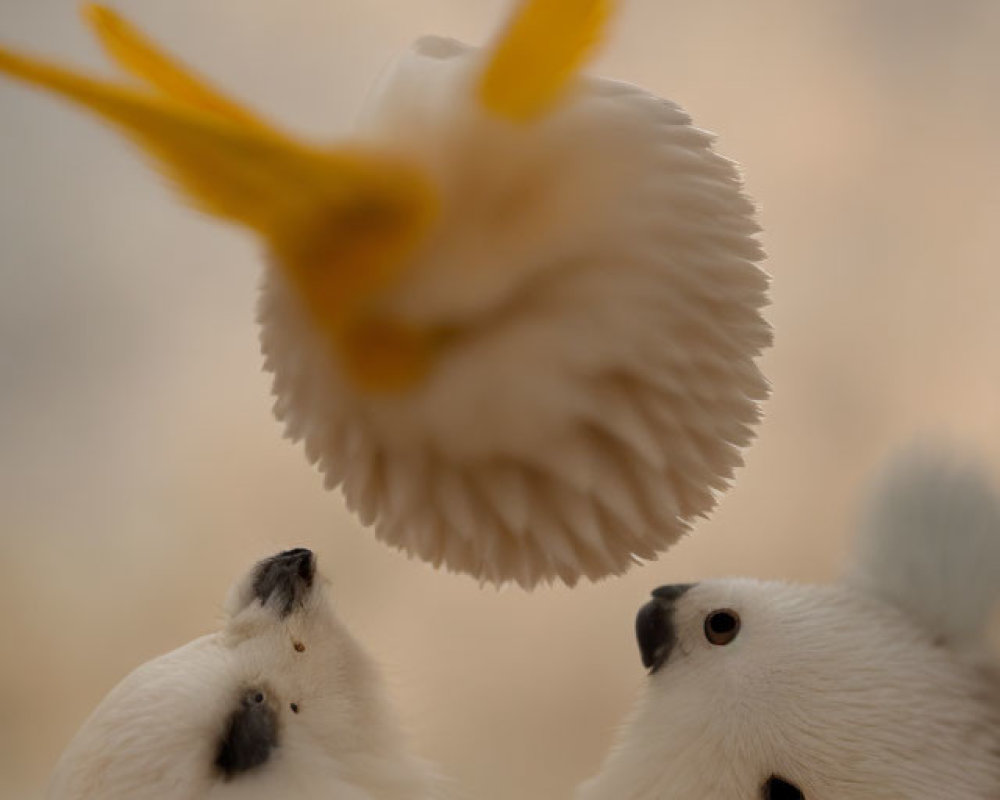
82, 4, 266, 129
0, 46, 349, 235
479, 0, 615, 122
0, 9, 440, 391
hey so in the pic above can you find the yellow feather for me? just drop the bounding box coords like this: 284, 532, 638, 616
82, 4, 267, 129
339, 317, 450, 393
479, 0, 615, 122
0, 43, 438, 388
0, 46, 331, 233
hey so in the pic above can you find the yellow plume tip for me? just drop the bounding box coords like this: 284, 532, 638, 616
479, 0, 616, 122
0, 8, 441, 392
82, 4, 113, 28
81, 3, 267, 128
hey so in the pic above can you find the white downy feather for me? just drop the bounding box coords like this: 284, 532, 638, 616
259, 40, 770, 588
849, 445, 1000, 646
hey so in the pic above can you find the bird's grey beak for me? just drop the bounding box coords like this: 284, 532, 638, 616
251, 548, 316, 618
215, 688, 279, 779
636, 584, 693, 673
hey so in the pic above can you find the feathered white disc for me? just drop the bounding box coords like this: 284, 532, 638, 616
259, 40, 771, 588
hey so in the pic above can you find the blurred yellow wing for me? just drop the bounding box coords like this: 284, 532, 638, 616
0, 47, 336, 232
83, 3, 266, 129
0, 43, 435, 337
0, 7, 440, 391
478, 0, 615, 122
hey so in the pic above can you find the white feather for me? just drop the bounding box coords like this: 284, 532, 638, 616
849, 445, 1000, 645
259, 40, 770, 587
578, 450, 1000, 799
578, 582, 1000, 800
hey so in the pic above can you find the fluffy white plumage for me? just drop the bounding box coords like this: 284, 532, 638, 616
261, 35, 771, 588
577, 449, 1000, 799
0, 1, 770, 587
849, 447, 1000, 645
48, 550, 443, 800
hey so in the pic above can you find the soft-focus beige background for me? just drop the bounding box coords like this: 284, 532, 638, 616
1, 1, 998, 798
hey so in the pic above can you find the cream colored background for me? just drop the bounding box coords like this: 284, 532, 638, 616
1, 1, 999, 798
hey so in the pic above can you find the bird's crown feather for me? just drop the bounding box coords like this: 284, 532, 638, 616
479, 0, 616, 121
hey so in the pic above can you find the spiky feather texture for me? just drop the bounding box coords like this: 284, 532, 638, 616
577, 452, 1000, 799
0, 4, 770, 587
260, 39, 770, 588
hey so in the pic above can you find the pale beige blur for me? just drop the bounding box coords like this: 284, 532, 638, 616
0, 1, 998, 799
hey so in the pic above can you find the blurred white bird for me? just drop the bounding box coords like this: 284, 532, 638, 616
48, 549, 445, 800
577, 448, 1000, 799
0, 0, 771, 587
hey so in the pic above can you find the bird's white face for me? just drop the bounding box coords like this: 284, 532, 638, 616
579, 579, 1000, 800
50, 550, 431, 800
218, 549, 397, 773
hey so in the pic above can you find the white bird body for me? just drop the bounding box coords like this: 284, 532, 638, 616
0, 1, 771, 587
578, 450, 1000, 799
262, 36, 770, 587
48, 550, 443, 800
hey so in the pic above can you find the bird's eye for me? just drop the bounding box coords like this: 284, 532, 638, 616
762, 775, 804, 799
704, 609, 741, 645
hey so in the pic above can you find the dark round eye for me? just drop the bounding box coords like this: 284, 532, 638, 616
704, 609, 741, 645
290, 703, 299, 714
762, 775, 804, 799
253, 693, 265, 704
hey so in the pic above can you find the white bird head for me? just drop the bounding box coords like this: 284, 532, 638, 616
48, 549, 440, 800
579, 452, 1000, 800
0, 1, 771, 587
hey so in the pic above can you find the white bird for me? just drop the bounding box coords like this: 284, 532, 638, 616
0, 1, 771, 588
48, 549, 445, 800
576, 448, 1000, 799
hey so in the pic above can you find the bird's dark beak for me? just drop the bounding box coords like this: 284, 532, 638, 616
636, 584, 693, 673
215, 688, 279, 779
251, 548, 316, 618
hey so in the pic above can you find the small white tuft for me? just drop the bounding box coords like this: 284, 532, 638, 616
849, 444, 1000, 646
